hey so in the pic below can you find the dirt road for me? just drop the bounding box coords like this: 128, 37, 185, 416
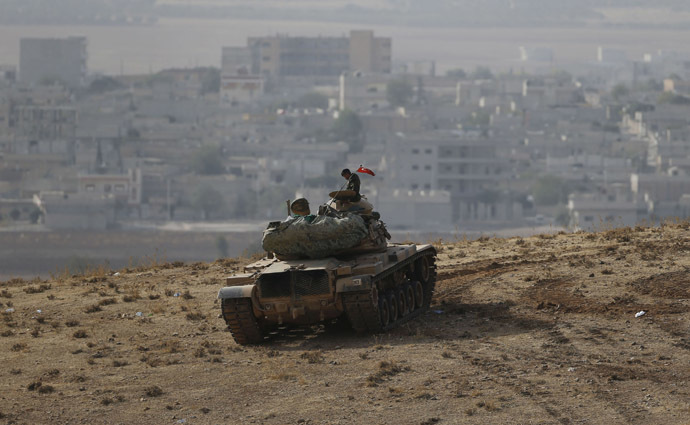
1, 224, 689, 424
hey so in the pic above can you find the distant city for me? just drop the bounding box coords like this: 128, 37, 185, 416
2, 14, 690, 275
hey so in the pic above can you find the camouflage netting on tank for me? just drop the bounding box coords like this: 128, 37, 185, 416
262, 213, 369, 259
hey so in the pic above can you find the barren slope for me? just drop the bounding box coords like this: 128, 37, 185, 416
1, 224, 690, 424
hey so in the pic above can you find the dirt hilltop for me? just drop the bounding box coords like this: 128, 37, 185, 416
2, 223, 690, 424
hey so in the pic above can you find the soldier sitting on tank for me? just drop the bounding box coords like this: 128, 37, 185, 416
341, 168, 362, 202
290, 198, 316, 223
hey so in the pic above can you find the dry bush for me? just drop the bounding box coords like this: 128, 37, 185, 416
144, 386, 163, 397
112, 359, 129, 367
65, 320, 79, 327
1, 330, 14, 337
85, 304, 101, 313
23, 284, 51, 294
0, 289, 11, 298
271, 372, 298, 381
186, 311, 206, 321
148, 294, 161, 300
300, 351, 324, 364
27, 381, 42, 391
30, 328, 40, 338
182, 290, 194, 300
161, 339, 181, 353
73, 330, 88, 338
194, 347, 206, 358
98, 298, 117, 306
366, 361, 410, 387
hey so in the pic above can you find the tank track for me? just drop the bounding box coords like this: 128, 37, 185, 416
343, 250, 437, 333
221, 298, 266, 344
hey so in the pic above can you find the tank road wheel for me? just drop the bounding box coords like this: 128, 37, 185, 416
396, 287, 408, 316
221, 298, 265, 345
403, 284, 415, 313
386, 290, 398, 322
412, 281, 424, 309
378, 294, 391, 328
414, 255, 432, 284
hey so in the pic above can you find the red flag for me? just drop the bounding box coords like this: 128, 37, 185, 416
356, 166, 376, 176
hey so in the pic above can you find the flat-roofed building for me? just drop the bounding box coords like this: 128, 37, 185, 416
20, 37, 87, 88
223, 30, 391, 79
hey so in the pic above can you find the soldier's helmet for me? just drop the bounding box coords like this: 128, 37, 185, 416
290, 198, 311, 216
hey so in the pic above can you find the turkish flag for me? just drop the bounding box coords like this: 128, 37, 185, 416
357, 166, 376, 176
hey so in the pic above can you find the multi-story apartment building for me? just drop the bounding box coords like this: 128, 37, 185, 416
19, 37, 88, 88
15, 106, 77, 141
222, 30, 391, 79
384, 131, 516, 223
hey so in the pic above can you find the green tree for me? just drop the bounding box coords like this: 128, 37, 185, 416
87, 76, 124, 94
332, 109, 365, 153
215, 235, 229, 259
386, 78, 414, 108
470, 66, 493, 80
297, 92, 329, 110
193, 184, 226, 220
611, 84, 629, 100
658, 91, 690, 105
446, 68, 466, 79
190, 145, 225, 175
532, 176, 567, 206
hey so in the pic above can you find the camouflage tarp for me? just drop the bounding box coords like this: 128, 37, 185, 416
261, 213, 369, 259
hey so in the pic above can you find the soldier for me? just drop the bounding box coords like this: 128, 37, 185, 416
341, 168, 361, 202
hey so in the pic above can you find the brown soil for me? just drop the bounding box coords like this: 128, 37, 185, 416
2, 224, 690, 424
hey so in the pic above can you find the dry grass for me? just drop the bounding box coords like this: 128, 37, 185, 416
366, 361, 411, 387
300, 350, 324, 364
23, 284, 51, 294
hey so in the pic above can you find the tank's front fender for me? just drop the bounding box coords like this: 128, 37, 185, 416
218, 284, 256, 299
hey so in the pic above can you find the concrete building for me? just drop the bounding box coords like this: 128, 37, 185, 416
20, 37, 87, 88
35, 191, 115, 230
77, 168, 142, 206
383, 132, 518, 224
222, 30, 391, 78
14, 105, 77, 141
519, 46, 554, 63
597, 46, 627, 64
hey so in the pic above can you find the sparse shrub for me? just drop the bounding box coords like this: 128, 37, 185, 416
65, 320, 79, 327
186, 312, 205, 321
148, 294, 160, 300
300, 351, 324, 364
182, 290, 194, 300
99, 298, 117, 306
23, 284, 51, 294
11, 343, 26, 351
194, 347, 206, 358
30, 328, 40, 338
112, 359, 129, 367
0, 289, 11, 298
1, 330, 14, 337
144, 386, 163, 397
27, 381, 42, 391
73, 330, 88, 339
366, 361, 410, 386
85, 304, 101, 313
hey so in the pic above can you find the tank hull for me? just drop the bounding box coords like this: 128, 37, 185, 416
218, 243, 437, 344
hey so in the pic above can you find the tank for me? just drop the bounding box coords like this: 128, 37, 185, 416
218, 243, 437, 344
218, 191, 437, 344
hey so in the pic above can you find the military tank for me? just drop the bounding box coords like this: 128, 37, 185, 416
218, 192, 437, 344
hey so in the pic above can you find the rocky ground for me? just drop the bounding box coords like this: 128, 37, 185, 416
1, 223, 690, 424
